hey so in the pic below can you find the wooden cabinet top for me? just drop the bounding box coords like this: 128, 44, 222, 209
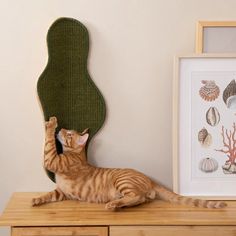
0, 192, 236, 227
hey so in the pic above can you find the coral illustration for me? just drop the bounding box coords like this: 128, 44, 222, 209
215, 123, 236, 174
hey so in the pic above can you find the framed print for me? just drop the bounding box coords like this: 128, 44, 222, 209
196, 21, 236, 53
173, 54, 236, 199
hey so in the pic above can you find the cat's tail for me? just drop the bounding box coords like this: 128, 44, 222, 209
153, 184, 227, 208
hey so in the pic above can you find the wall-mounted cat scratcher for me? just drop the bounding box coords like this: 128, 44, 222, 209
37, 18, 106, 182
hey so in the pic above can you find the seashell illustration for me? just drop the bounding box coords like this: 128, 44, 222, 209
199, 157, 218, 173
223, 80, 236, 109
198, 127, 212, 147
199, 80, 220, 102
206, 107, 220, 126
222, 162, 236, 174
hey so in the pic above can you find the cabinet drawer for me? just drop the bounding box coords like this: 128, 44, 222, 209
110, 226, 236, 236
12, 227, 108, 236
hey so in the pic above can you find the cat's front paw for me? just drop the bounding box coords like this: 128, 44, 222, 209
32, 197, 43, 206
105, 202, 118, 211
45, 116, 58, 130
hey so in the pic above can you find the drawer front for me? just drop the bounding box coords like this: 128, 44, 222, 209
12, 227, 108, 236
110, 226, 236, 236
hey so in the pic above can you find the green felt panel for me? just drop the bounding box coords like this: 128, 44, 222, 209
37, 18, 106, 182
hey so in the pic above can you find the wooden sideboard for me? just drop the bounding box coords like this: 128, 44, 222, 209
1, 192, 236, 236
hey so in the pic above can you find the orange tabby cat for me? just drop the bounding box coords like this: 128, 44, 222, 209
32, 117, 226, 209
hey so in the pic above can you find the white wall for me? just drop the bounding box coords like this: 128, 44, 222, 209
1, 0, 236, 235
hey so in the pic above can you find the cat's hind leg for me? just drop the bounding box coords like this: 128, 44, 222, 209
32, 189, 67, 206
105, 193, 146, 210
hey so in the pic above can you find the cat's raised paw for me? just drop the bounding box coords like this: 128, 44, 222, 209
45, 116, 58, 129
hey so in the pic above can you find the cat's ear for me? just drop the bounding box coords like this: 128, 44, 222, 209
81, 128, 89, 135
77, 133, 89, 146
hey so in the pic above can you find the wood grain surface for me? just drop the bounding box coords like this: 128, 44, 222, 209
110, 226, 236, 236
12, 227, 108, 236
0, 192, 235, 227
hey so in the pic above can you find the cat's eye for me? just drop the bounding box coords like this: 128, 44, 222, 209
66, 132, 73, 137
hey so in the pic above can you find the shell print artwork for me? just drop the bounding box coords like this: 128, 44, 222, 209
223, 80, 236, 109
199, 80, 220, 102
199, 157, 218, 173
198, 127, 212, 147
206, 107, 220, 126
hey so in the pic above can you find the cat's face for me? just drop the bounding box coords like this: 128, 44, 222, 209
57, 128, 89, 152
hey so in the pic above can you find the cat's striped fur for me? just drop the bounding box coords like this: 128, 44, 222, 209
32, 117, 226, 209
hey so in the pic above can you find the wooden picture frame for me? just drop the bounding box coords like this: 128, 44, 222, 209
173, 54, 236, 199
196, 21, 236, 53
